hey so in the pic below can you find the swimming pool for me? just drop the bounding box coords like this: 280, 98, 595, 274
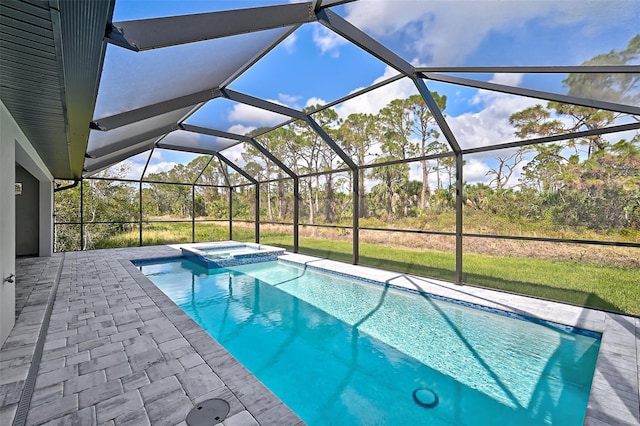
137, 257, 600, 425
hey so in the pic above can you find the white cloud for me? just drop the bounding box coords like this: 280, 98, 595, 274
151, 149, 164, 161
334, 66, 414, 118
96, 158, 144, 180
120, 161, 145, 179
213, 129, 249, 170
228, 103, 287, 127
146, 161, 177, 175
218, 142, 247, 166
278, 93, 302, 107
489, 73, 524, 87
340, 0, 634, 65
312, 25, 346, 57
227, 124, 256, 137
463, 158, 492, 184
342, 1, 533, 64
447, 77, 540, 150
305, 97, 327, 109
282, 33, 297, 54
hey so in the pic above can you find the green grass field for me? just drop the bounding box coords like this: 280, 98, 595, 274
97, 222, 639, 316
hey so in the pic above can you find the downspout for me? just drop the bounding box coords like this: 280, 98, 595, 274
54, 179, 80, 192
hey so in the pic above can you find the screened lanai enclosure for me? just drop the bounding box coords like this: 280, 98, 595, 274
35, 0, 639, 315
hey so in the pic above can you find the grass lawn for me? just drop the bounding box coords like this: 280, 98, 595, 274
96, 222, 257, 247
98, 222, 639, 316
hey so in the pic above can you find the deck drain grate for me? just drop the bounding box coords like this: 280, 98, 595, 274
186, 399, 231, 426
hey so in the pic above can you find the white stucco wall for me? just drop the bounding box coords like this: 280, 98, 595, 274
1, 100, 53, 345
40, 180, 53, 256
0, 103, 17, 345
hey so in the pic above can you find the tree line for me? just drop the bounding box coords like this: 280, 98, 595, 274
54, 89, 639, 251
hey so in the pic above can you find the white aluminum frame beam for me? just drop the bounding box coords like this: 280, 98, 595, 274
222, 89, 306, 120
86, 124, 178, 158
413, 77, 461, 153
179, 124, 251, 142
156, 142, 218, 157
463, 122, 640, 155
91, 89, 220, 130
416, 65, 640, 74
316, 8, 414, 76
83, 142, 154, 175
107, 2, 317, 51
180, 124, 297, 178
422, 72, 640, 116
248, 137, 297, 178
217, 152, 257, 184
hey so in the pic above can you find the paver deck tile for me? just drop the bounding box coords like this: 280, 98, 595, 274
95, 390, 144, 424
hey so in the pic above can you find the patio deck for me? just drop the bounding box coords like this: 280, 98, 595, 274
0, 245, 638, 426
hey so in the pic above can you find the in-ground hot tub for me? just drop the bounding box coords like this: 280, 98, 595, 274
181, 242, 286, 268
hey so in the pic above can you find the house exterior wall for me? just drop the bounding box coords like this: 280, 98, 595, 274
1, 101, 53, 345
0, 102, 16, 345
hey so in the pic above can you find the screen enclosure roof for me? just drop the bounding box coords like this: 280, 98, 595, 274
0, 0, 638, 181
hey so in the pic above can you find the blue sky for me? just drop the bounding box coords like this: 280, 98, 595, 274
94, 0, 639, 184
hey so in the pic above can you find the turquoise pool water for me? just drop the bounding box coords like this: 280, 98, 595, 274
137, 258, 600, 425
202, 249, 249, 259
199, 246, 259, 259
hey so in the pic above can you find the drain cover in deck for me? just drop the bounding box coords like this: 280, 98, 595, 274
186, 399, 230, 425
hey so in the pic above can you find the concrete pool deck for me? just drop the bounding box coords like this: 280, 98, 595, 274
0, 245, 638, 426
